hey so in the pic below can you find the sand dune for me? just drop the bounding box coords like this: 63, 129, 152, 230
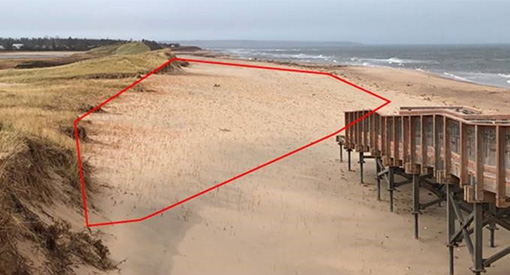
83, 57, 510, 275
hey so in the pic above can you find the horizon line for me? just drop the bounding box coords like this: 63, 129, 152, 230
1, 37, 509, 46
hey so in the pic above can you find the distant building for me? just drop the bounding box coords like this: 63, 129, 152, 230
12, 43, 24, 50
0, 45, 5, 50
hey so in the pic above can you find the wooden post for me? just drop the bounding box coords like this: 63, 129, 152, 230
410, 116, 416, 165
460, 123, 468, 185
392, 117, 397, 164
381, 116, 387, 157
434, 115, 440, 172
345, 112, 350, 148
444, 117, 451, 182
496, 126, 507, 207
371, 112, 376, 152
475, 125, 484, 201
363, 111, 368, 150
403, 116, 410, 163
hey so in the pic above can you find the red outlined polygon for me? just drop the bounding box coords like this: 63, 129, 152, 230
74, 57, 391, 227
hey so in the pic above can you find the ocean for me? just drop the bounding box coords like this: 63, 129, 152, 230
181, 41, 510, 89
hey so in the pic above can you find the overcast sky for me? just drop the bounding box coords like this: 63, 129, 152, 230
1, 0, 508, 44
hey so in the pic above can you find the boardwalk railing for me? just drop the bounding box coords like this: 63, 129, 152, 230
344, 106, 510, 207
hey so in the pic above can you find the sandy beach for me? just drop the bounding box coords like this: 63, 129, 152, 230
82, 55, 510, 275
1, 1, 507, 274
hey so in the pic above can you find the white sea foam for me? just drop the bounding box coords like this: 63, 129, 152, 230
387, 57, 404, 65
265, 52, 332, 60
360, 62, 381, 68
209, 43, 509, 88
226, 48, 252, 55
349, 57, 437, 67
263, 48, 302, 52
443, 72, 471, 82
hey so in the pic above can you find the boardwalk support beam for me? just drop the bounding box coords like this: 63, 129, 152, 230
488, 203, 497, 248
388, 167, 395, 212
473, 202, 485, 275
446, 183, 456, 275
337, 136, 344, 163
359, 152, 365, 184
412, 174, 420, 239
347, 149, 352, 172
376, 157, 382, 201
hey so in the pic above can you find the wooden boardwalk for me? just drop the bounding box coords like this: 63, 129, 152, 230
339, 106, 510, 274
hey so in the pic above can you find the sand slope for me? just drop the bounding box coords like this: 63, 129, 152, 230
83, 58, 510, 275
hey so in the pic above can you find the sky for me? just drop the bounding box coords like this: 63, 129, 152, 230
1, 0, 508, 44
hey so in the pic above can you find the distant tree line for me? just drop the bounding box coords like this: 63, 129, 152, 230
0, 37, 180, 51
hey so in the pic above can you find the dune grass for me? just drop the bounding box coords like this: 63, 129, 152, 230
85, 41, 150, 56
0, 44, 175, 201
0, 46, 166, 83
0, 42, 176, 274
0, 41, 152, 70
114, 42, 151, 55
0, 46, 174, 144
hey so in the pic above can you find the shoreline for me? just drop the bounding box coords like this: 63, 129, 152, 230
176, 51, 510, 116
2, 47, 508, 90
178, 48, 510, 90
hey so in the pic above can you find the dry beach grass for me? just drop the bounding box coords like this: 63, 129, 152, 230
0, 42, 177, 274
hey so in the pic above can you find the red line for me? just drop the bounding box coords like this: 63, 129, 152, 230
74, 121, 89, 226
87, 101, 390, 227
144, 101, 388, 220
77, 57, 391, 227
88, 217, 143, 227
177, 58, 390, 104
326, 73, 391, 104
177, 58, 330, 75
74, 57, 178, 123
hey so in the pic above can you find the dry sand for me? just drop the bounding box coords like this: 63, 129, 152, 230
82, 56, 510, 275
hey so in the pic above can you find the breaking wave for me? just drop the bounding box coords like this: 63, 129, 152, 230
349, 57, 436, 66
442, 72, 471, 82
